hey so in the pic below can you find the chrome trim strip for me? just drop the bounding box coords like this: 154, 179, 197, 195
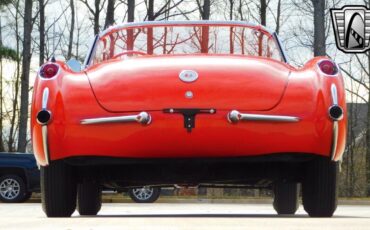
330, 121, 339, 161
331, 84, 338, 105
41, 125, 49, 165
81, 112, 152, 125
100, 20, 275, 38
228, 110, 299, 123
42, 87, 49, 110
40, 87, 50, 166
329, 83, 340, 161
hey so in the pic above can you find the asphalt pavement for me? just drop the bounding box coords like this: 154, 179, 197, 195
0, 203, 369, 230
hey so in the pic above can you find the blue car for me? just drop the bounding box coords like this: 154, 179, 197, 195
0, 153, 40, 203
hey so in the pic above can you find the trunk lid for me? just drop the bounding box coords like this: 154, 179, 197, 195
86, 55, 290, 112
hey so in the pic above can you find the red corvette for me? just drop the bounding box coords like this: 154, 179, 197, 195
31, 21, 346, 217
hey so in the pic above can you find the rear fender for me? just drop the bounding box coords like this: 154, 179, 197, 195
31, 61, 100, 166
275, 57, 346, 161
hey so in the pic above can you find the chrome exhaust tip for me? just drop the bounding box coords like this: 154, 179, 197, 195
328, 105, 343, 121
36, 110, 52, 125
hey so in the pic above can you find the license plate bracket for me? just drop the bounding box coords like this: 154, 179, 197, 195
163, 108, 216, 132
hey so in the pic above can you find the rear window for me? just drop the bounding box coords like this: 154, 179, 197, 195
92, 25, 283, 65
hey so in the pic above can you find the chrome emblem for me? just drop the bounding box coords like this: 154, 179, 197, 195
331, 5, 370, 53
179, 70, 198, 83
185, 91, 193, 99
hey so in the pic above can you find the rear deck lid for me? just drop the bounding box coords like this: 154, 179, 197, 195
86, 55, 290, 112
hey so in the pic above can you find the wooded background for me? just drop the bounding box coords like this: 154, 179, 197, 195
0, 0, 369, 197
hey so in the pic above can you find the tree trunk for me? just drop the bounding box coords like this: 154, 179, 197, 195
238, 0, 244, 20
229, 0, 233, 20
9, 0, 21, 152
39, 0, 45, 65
202, 0, 210, 20
258, 0, 267, 56
127, 0, 135, 22
147, 0, 154, 20
0, 56, 3, 152
0, 17, 4, 152
104, 0, 115, 29
75, 2, 80, 59
146, 0, 154, 54
312, 0, 326, 56
17, 0, 33, 152
127, 0, 135, 51
276, 0, 281, 34
93, 0, 101, 35
366, 52, 370, 195
200, 0, 210, 53
260, 0, 266, 26
67, 0, 75, 59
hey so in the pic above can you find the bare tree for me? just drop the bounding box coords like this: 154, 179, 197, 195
340, 54, 370, 195
39, 0, 45, 65
229, 0, 234, 20
18, 0, 33, 152
127, 0, 135, 51
4, 0, 22, 152
127, 0, 134, 22
67, 0, 75, 59
311, 0, 325, 56
0, 0, 16, 152
275, 0, 281, 34
104, 0, 115, 28
260, 0, 266, 26
197, 0, 210, 20
80, 0, 107, 35
145, 0, 185, 21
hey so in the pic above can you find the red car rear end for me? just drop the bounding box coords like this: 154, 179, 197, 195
31, 21, 346, 218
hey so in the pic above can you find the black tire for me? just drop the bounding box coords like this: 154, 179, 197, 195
77, 181, 102, 215
302, 157, 338, 217
0, 174, 28, 203
41, 160, 77, 217
273, 182, 299, 215
128, 187, 161, 203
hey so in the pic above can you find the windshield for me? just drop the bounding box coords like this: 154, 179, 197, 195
91, 24, 283, 65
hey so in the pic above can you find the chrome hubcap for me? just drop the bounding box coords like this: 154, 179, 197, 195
132, 187, 154, 200
0, 178, 20, 200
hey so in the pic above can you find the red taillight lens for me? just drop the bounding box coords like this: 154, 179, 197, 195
40, 63, 59, 79
318, 60, 338, 75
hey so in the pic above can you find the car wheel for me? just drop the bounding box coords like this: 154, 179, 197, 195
0, 175, 28, 203
128, 187, 161, 203
273, 182, 299, 215
77, 181, 102, 215
302, 157, 338, 217
41, 160, 77, 217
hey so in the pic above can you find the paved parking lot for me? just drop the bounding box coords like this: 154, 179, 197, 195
0, 203, 369, 230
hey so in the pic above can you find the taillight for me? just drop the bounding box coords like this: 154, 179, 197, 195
318, 60, 338, 75
39, 63, 59, 79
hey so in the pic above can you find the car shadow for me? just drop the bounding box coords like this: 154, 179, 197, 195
73, 214, 364, 218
